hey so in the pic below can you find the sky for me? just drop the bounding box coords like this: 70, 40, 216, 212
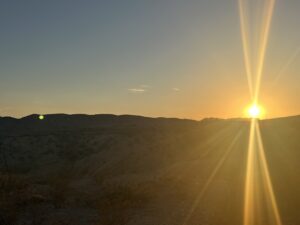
0, 0, 299, 119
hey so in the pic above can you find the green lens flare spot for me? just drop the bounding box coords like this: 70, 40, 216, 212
39, 115, 45, 120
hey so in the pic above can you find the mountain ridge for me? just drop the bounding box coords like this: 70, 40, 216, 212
1, 113, 300, 122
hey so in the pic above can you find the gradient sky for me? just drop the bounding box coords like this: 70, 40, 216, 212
0, 0, 299, 119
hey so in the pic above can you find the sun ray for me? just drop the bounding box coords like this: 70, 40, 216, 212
239, 0, 254, 98
239, 1, 280, 223
272, 46, 300, 85
243, 119, 256, 225
181, 129, 243, 225
255, 122, 282, 225
254, 0, 276, 102
239, 0, 276, 103
243, 119, 282, 225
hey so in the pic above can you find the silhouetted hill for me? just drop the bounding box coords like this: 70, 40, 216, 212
0, 114, 199, 135
0, 114, 299, 225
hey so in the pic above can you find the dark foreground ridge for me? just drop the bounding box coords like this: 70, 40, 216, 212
0, 114, 199, 135
0, 114, 300, 224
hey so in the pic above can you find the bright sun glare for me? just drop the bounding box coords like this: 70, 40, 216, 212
247, 104, 262, 118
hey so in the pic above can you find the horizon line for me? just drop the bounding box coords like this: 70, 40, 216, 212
1, 113, 299, 122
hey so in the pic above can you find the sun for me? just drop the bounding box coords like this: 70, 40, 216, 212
247, 104, 263, 119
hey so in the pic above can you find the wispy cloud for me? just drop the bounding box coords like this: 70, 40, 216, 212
128, 84, 151, 94
128, 88, 146, 93
172, 87, 180, 91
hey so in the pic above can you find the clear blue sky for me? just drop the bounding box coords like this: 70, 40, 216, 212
0, 0, 299, 119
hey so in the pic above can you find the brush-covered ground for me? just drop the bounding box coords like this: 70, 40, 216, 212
0, 114, 299, 225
